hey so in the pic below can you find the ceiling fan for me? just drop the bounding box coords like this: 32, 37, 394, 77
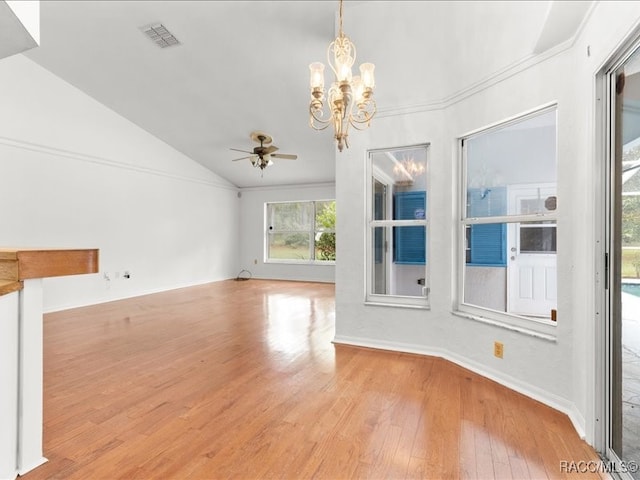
230, 131, 298, 171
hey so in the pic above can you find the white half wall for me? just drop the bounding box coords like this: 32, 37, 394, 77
239, 183, 335, 283
0, 55, 240, 312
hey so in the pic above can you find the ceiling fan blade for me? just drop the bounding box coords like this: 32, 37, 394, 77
271, 153, 297, 160
264, 145, 279, 154
230, 148, 254, 154
231, 155, 252, 162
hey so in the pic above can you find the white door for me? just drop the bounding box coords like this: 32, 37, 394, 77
507, 185, 557, 318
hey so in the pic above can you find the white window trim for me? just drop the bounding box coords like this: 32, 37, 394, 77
365, 143, 430, 308
454, 105, 559, 335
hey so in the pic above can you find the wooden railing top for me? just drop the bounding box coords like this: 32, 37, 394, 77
0, 279, 22, 296
0, 248, 99, 297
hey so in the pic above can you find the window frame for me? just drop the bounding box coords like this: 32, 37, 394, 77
264, 200, 336, 265
455, 105, 559, 335
365, 143, 430, 308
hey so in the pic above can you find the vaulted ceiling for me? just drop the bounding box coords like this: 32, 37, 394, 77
21, 1, 593, 188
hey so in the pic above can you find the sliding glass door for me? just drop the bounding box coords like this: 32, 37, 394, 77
607, 44, 640, 479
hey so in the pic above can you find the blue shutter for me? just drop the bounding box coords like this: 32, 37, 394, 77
469, 223, 506, 266
467, 187, 506, 267
394, 191, 426, 265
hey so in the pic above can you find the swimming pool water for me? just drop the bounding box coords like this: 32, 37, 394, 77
622, 283, 640, 298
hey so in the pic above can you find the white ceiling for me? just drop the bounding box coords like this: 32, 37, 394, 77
0, 1, 38, 58
22, 1, 593, 188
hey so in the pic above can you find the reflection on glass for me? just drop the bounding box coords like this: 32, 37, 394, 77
393, 226, 426, 265
519, 222, 557, 254
465, 109, 557, 218
370, 148, 427, 194
369, 145, 429, 300
372, 227, 387, 294
463, 220, 557, 318
268, 232, 311, 260
267, 202, 313, 230
371, 226, 427, 297
462, 108, 557, 320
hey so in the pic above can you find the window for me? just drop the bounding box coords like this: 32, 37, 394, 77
366, 144, 429, 306
459, 106, 557, 328
266, 200, 335, 263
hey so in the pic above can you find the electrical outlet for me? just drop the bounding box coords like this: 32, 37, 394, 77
254, 259, 258, 265
494, 341, 504, 359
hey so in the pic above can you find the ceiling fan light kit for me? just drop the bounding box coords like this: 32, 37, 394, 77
308, 0, 377, 152
230, 131, 298, 175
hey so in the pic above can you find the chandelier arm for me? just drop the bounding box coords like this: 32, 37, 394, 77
349, 99, 377, 130
349, 117, 375, 130
351, 41, 357, 71
309, 106, 332, 131
327, 39, 338, 77
310, 119, 332, 131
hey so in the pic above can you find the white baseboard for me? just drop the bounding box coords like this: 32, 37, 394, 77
17, 456, 47, 476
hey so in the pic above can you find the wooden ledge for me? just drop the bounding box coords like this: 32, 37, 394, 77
0, 280, 22, 296
0, 248, 99, 284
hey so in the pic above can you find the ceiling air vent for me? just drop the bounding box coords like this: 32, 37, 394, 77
142, 24, 180, 48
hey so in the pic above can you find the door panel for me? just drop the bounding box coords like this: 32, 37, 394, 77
507, 185, 557, 317
518, 268, 533, 299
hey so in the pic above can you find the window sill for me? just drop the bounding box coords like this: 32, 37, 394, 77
451, 309, 557, 342
466, 263, 507, 268
365, 301, 430, 310
365, 293, 430, 310
265, 259, 335, 266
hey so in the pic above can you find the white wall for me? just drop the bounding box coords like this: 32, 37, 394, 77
464, 267, 506, 311
0, 55, 240, 312
239, 183, 335, 283
334, 1, 640, 448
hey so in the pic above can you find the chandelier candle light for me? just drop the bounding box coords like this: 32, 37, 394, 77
309, 0, 376, 152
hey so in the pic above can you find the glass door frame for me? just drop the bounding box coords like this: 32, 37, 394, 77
598, 28, 640, 476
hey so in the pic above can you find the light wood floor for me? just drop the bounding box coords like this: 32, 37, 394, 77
21, 279, 605, 480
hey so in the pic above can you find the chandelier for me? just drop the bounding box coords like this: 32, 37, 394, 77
308, 0, 376, 152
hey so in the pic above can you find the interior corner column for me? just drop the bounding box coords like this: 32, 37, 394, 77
0, 292, 19, 480
17, 279, 47, 475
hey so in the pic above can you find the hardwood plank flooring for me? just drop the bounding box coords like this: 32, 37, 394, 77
20, 279, 606, 480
